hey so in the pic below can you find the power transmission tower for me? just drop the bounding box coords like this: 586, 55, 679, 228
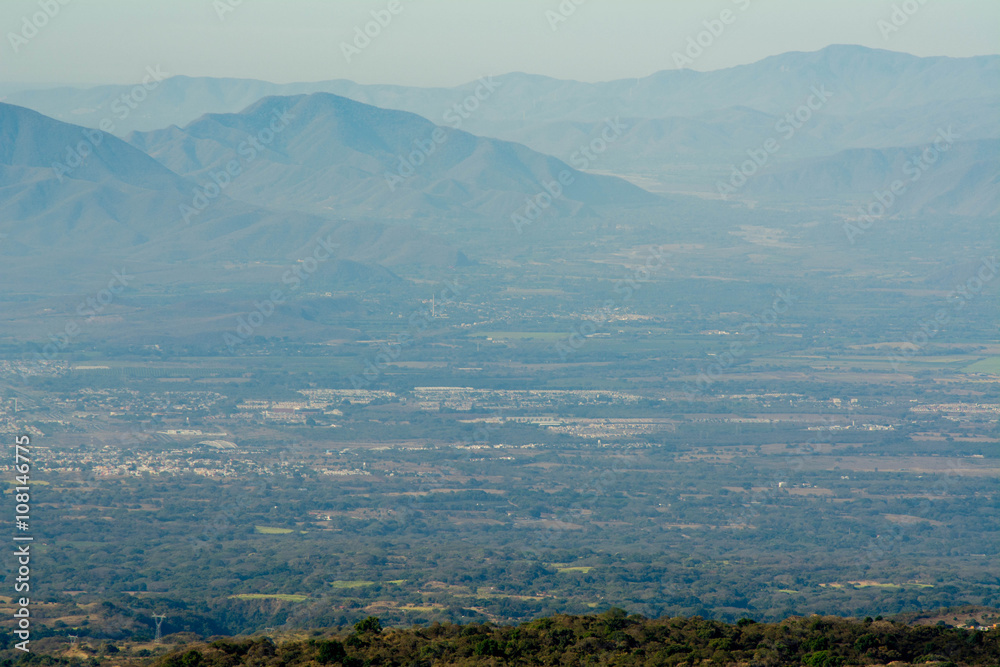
152, 614, 166, 643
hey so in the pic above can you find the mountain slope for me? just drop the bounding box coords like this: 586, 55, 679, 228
485, 95, 1000, 175
127, 92, 657, 220
0, 103, 464, 279
743, 138, 1000, 217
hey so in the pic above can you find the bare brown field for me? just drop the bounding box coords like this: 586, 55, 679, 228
911, 433, 998, 443
449, 516, 506, 526
786, 487, 835, 496
778, 455, 999, 476
514, 519, 585, 530
690, 370, 921, 383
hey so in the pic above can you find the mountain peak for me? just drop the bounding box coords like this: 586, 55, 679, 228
129, 92, 656, 221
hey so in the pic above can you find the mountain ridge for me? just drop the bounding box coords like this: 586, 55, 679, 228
127, 92, 658, 221
7, 45, 997, 134
0, 102, 467, 282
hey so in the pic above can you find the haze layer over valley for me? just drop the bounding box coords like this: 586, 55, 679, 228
0, 5, 997, 662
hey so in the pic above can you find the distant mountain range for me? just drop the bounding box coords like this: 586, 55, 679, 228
1, 44, 995, 285
5, 45, 996, 208
6, 45, 997, 135
490, 96, 1000, 174
127, 92, 656, 220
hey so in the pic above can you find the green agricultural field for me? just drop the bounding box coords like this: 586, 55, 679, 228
329, 580, 375, 589
964, 356, 1000, 373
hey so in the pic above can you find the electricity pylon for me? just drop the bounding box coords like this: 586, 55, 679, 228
152, 615, 166, 643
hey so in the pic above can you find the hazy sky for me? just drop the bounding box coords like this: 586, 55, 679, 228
2, 0, 998, 87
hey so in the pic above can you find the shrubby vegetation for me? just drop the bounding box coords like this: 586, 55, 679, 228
148, 611, 999, 666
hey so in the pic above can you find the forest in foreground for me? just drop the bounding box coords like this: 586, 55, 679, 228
9, 609, 996, 667
150, 611, 1000, 667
